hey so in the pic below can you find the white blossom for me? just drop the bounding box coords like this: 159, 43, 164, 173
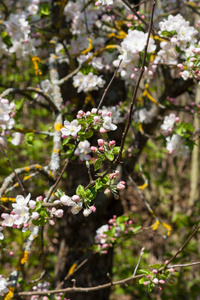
98, 0, 113, 6
0, 98, 15, 130
0, 275, 8, 296
181, 70, 190, 80
74, 140, 91, 161
1, 213, 14, 227
161, 113, 176, 135
61, 120, 81, 137
0, 227, 4, 240
73, 72, 105, 93
102, 116, 117, 131
95, 224, 109, 244
166, 134, 189, 157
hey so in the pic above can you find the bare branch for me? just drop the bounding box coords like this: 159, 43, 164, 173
0, 87, 59, 113
1, 144, 27, 197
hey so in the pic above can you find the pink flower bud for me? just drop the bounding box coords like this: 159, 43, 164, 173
152, 269, 158, 275
177, 63, 184, 70
159, 279, 165, 284
100, 127, 107, 133
29, 200, 36, 209
36, 196, 43, 201
91, 108, 97, 114
175, 117, 179, 123
152, 278, 159, 284
117, 182, 125, 190
49, 219, 55, 226
165, 260, 169, 264
55, 209, 64, 218
60, 195, 71, 206
94, 116, 100, 122
90, 205, 96, 212
72, 195, 80, 202
104, 188, 110, 194
78, 110, 85, 116
109, 140, 116, 146
86, 111, 91, 117
98, 147, 104, 152
143, 281, 149, 286
97, 139, 105, 146
91, 146, 97, 152
31, 212, 39, 220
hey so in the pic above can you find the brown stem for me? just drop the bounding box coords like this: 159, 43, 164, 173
162, 224, 200, 270
115, 0, 156, 163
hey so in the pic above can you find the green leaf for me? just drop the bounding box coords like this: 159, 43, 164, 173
112, 147, 120, 155
138, 269, 151, 275
76, 185, 86, 197
149, 263, 164, 269
116, 216, 129, 223
161, 30, 177, 36
131, 225, 141, 233
85, 188, 97, 200
1, 31, 12, 47
95, 178, 103, 190
32, 216, 48, 226
15, 99, 24, 110
63, 137, 71, 145
35, 201, 42, 211
55, 188, 65, 198
40, 3, 50, 15
85, 129, 94, 139
105, 151, 114, 161
94, 158, 102, 171
175, 123, 195, 136
25, 132, 34, 146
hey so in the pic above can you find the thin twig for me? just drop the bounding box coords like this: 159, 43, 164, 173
133, 247, 145, 276
57, 64, 83, 86
45, 158, 70, 203
0, 87, 59, 113
56, 258, 89, 290
167, 261, 200, 269
97, 60, 122, 111
162, 224, 200, 270
0, 164, 55, 200
121, 0, 157, 35
1, 144, 27, 197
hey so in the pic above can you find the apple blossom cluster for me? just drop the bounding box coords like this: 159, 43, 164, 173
94, 216, 140, 254
61, 107, 119, 147
166, 134, 189, 158
113, 29, 156, 81
0, 98, 15, 129
160, 114, 190, 158
155, 14, 200, 83
140, 266, 176, 292
133, 108, 156, 124
160, 113, 179, 136
73, 72, 106, 93
95, 0, 113, 6
60, 194, 96, 217
179, 42, 200, 83
1, 194, 65, 233
31, 281, 69, 300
